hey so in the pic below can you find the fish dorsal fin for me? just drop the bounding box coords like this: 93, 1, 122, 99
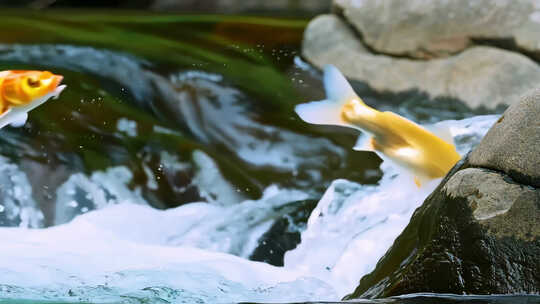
423, 123, 455, 146
295, 64, 358, 127
323, 64, 357, 103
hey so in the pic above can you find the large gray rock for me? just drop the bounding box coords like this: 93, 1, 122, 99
469, 91, 540, 187
303, 14, 540, 110
346, 164, 540, 299
334, 0, 540, 59
345, 93, 540, 299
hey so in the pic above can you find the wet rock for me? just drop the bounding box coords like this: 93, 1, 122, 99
469, 91, 540, 187
302, 14, 540, 109
346, 164, 539, 298
345, 97, 540, 298
334, 0, 540, 59
250, 199, 317, 266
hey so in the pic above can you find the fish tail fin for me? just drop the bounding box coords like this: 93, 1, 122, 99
295, 64, 358, 127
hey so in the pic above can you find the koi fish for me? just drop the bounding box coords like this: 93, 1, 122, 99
0, 70, 65, 129
295, 65, 461, 186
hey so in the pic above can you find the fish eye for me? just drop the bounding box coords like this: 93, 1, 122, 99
26, 77, 41, 88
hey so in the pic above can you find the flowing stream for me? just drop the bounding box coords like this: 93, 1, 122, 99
0, 11, 535, 304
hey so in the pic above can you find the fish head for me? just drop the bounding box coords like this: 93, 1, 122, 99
1, 70, 63, 106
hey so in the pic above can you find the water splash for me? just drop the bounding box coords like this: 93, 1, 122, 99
54, 166, 147, 225
0, 156, 43, 228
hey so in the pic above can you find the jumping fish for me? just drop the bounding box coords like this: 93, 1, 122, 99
295, 65, 460, 186
0, 70, 66, 129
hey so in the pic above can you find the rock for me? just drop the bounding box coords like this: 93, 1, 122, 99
443, 168, 539, 240
346, 164, 540, 298
250, 199, 318, 266
345, 98, 540, 298
334, 0, 540, 59
302, 14, 540, 110
469, 92, 540, 187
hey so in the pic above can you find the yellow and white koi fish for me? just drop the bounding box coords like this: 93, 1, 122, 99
0, 70, 65, 129
295, 65, 460, 186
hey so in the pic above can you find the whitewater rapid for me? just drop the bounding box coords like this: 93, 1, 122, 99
0, 114, 497, 303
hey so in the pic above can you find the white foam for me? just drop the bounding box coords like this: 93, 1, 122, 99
116, 117, 138, 137
165, 185, 309, 258
0, 156, 43, 228
54, 166, 147, 225
192, 150, 245, 207
0, 207, 336, 302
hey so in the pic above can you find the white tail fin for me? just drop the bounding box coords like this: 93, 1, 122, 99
295, 65, 358, 127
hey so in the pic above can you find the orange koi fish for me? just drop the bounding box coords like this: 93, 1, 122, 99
0, 70, 65, 129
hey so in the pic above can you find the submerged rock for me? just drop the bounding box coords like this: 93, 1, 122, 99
333, 0, 540, 60
346, 92, 540, 299
302, 14, 540, 110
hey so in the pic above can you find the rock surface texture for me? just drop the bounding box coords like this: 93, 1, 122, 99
302, 2, 540, 110
345, 92, 540, 299
333, 0, 540, 59
468, 92, 540, 187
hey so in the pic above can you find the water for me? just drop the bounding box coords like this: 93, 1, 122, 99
0, 10, 527, 304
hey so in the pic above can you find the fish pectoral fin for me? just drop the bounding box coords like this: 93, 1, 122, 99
9, 112, 28, 128
0, 108, 14, 129
353, 133, 375, 151
414, 176, 422, 188
413, 175, 431, 188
